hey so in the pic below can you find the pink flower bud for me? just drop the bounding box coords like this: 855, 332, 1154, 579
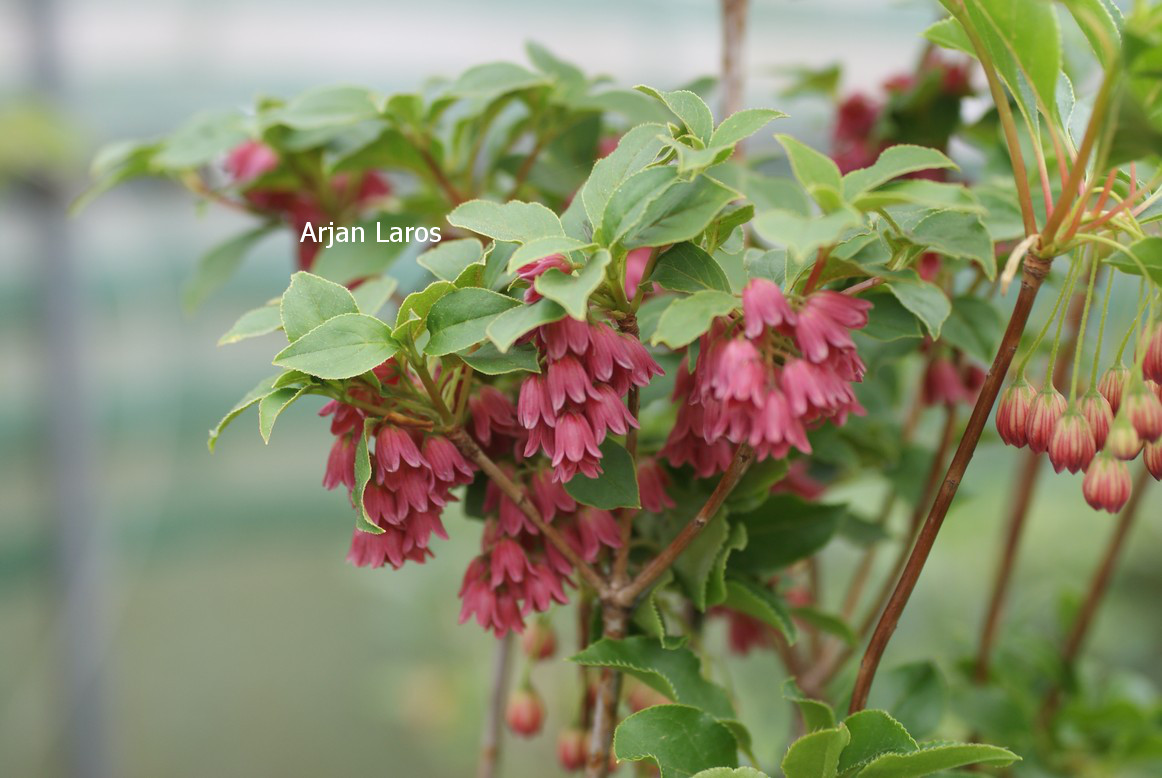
506, 688, 544, 737
1082, 452, 1133, 513
1079, 390, 1114, 450
1106, 414, 1143, 461
1026, 387, 1067, 454
557, 728, 587, 771
521, 621, 557, 661
1124, 382, 1162, 442
1143, 328, 1162, 384
1098, 365, 1131, 414
1145, 440, 1162, 481
1048, 410, 1096, 474
996, 378, 1036, 448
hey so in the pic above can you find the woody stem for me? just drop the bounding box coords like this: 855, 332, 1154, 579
849, 258, 1051, 713
447, 428, 608, 594
476, 632, 513, 778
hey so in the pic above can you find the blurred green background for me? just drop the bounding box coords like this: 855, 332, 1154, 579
2, 1, 1158, 776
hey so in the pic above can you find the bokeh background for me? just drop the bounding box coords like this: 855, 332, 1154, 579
1, 0, 1158, 776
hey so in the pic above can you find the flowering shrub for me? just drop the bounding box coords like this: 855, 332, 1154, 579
87, 1, 1162, 776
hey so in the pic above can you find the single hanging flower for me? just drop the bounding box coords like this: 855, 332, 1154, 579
1079, 389, 1114, 450
1026, 386, 1067, 454
1142, 328, 1162, 384
1123, 381, 1162, 442
1082, 452, 1133, 513
1048, 410, 1097, 474
506, 687, 545, 737
1107, 414, 1143, 461
1098, 364, 1131, 414
996, 378, 1037, 448
1145, 440, 1162, 481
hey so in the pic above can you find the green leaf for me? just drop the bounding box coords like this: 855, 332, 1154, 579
636, 87, 715, 143
257, 385, 310, 444
1104, 237, 1162, 285
752, 207, 864, 264
614, 705, 739, 777
351, 276, 398, 316
962, 0, 1062, 121
218, 303, 282, 346
533, 249, 611, 320
782, 726, 850, 778
726, 458, 789, 513
671, 512, 730, 611
792, 606, 856, 647
838, 710, 918, 775
352, 418, 383, 534
690, 769, 769, 778
447, 199, 564, 243
424, 288, 520, 356
457, 342, 540, 375
907, 210, 995, 280
394, 280, 456, 339
860, 291, 923, 341
628, 175, 740, 249
710, 108, 787, 148
153, 110, 250, 170
563, 439, 640, 509
570, 637, 735, 719
855, 743, 1019, 777
581, 123, 670, 234
651, 243, 732, 294
884, 275, 951, 339
852, 180, 982, 214
507, 236, 593, 274
486, 298, 567, 352
601, 166, 680, 246
308, 217, 410, 285
418, 239, 485, 282
650, 290, 739, 349
776, 134, 844, 211
1060, 0, 1121, 68
280, 271, 360, 341
941, 297, 1002, 362
723, 577, 796, 642
207, 374, 281, 451
270, 86, 382, 130
841, 146, 958, 200
183, 225, 275, 312
445, 62, 548, 100
273, 313, 398, 379
782, 680, 836, 733
867, 662, 947, 740
730, 495, 845, 573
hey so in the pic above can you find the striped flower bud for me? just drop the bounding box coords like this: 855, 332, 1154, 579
1027, 387, 1067, 454
1106, 414, 1143, 461
1098, 364, 1131, 414
1143, 328, 1162, 384
1048, 409, 1097, 474
1124, 381, 1162, 442
506, 687, 545, 737
1082, 452, 1132, 513
1145, 440, 1162, 481
1079, 390, 1114, 450
996, 378, 1036, 448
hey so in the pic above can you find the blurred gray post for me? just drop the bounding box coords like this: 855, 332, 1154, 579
720, 0, 749, 120
26, 0, 111, 776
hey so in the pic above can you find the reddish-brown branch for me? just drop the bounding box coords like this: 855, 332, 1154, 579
585, 603, 628, 777
448, 428, 608, 594
476, 632, 513, 778
614, 445, 755, 608
843, 277, 884, 297
849, 258, 1050, 713
720, 0, 749, 121
1042, 467, 1153, 719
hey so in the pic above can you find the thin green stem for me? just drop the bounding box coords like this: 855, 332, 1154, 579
1069, 254, 1100, 401
1091, 268, 1115, 385
1115, 282, 1149, 363
1044, 258, 1082, 386
1017, 264, 1074, 374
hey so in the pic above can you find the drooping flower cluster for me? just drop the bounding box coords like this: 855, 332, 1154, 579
996, 325, 1162, 512
515, 279, 662, 482
922, 355, 986, 407
224, 140, 390, 268
320, 371, 477, 569
664, 279, 871, 475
